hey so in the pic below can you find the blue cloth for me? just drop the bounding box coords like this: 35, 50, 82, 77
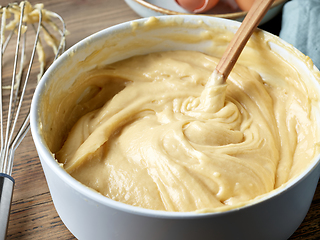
279, 0, 320, 69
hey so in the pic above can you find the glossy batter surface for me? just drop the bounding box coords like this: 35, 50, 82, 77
54, 46, 320, 212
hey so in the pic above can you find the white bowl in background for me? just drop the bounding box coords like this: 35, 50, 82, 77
124, 0, 288, 24
30, 15, 320, 240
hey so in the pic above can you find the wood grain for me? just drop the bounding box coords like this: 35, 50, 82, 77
3, 0, 319, 239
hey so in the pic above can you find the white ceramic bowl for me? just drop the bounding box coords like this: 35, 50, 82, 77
30, 15, 320, 240
124, 0, 288, 24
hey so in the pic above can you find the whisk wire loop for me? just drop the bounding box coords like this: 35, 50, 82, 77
2, 1, 28, 175
11, 5, 42, 175
0, 6, 6, 157
0, 1, 66, 175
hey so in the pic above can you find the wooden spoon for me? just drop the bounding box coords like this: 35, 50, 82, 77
208, 0, 275, 86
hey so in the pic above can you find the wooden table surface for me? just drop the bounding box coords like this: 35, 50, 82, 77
3, 0, 319, 239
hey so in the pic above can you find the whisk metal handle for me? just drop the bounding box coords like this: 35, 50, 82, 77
0, 173, 14, 240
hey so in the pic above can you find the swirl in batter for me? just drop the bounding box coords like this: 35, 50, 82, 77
56, 50, 320, 212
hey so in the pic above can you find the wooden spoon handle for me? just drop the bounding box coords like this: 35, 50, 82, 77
215, 0, 274, 82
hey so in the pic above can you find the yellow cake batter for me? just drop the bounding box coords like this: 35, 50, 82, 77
45, 17, 320, 212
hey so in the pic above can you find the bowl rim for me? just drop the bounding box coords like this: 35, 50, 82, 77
30, 15, 320, 219
131, 0, 288, 20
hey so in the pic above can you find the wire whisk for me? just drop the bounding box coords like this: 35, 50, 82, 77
0, 1, 66, 239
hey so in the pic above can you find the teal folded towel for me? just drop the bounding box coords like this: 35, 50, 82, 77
279, 0, 320, 69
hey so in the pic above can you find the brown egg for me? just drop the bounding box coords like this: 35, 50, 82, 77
235, 0, 256, 11
175, 0, 219, 13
